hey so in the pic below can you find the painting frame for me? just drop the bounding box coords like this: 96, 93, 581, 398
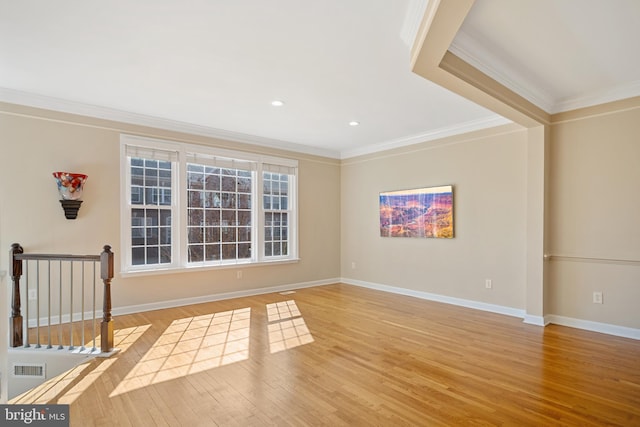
379, 185, 454, 238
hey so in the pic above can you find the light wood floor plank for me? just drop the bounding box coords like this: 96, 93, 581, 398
13, 283, 640, 426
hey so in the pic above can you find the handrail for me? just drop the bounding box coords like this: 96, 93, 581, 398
15, 253, 100, 261
9, 243, 114, 353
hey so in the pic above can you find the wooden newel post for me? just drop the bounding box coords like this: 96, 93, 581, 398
100, 245, 114, 353
9, 243, 24, 347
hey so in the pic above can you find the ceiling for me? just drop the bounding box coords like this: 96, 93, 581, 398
451, 0, 640, 114
1, 1, 638, 159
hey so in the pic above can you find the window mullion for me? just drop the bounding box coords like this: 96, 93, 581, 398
177, 147, 187, 268
255, 166, 264, 262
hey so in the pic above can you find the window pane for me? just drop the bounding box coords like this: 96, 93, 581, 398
205, 192, 220, 208
221, 244, 236, 260
205, 174, 220, 190
131, 167, 144, 186
238, 243, 251, 259
145, 188, 157, 205
146, 247, 159, 264
237, 177, 251, 193
160, 246, 171, 263
205, 227, 220, 243
222, 227, 236, 242
238, 211, 251, 226
160, 227, 171, 244
159, 169, 171, 187
222, 210, 236, 226
238, 194, 251, 209
132, 247, 145, 265
131, 187, 143, 204
221, 175, 235, 191
160, 210, 172, 226
147, 227, 159, 245
189, 209, 203, 226
221, 193, 236, 208
189, 191, 203, 208
189, 227, 204, 243
205, 244, 220, 261
144, 169, 158, 187
189, 245, 204, 262
188, 171, 204, 189
238, 227, 251, 242
206, 209, 221, 226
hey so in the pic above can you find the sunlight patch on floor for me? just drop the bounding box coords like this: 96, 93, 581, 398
110, 308, 251, 397
10, 362, 94, 404
266, 301, 314, 353
57, 358, 117, 404
9, 325, 149, 404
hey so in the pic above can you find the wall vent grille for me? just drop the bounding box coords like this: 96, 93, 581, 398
13, 363, 45, 378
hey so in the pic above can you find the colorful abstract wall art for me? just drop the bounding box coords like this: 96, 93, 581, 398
380, 185, 453, 238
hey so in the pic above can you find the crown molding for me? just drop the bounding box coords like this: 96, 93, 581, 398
450, 31, 640, 115
0, 87, 341, 159
340, 114, 511, 159
449, 30, 556, 113
552, 79, 640, 114
400, 0, 429, 46
1, 87, 513, 161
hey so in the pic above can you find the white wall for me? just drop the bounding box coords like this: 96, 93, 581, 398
0, 104, 342, 314
341, 124, 528, 310
547, 100, 640, 329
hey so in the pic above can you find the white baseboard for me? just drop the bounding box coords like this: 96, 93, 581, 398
546, 315, 640, 340
341, 278, 640, 340
112, 277, 340, 316
24, 278, 339, 328
523, 314, 549, 326
341, 278, 526, 319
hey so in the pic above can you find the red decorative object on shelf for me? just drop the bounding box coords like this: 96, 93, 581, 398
53, 172, 88, 219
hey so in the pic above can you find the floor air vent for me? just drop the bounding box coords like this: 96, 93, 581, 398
13, 363, 45, 378
279, 291, 296, 295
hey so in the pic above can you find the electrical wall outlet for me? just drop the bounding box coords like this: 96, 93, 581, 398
351, 261, 356, 269
485, 279, 492, 289
593, 291, 603, 304
236, 270, 243, 279
28, 289, 37, 300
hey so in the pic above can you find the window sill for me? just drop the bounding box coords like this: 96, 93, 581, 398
119, 258, 301, 279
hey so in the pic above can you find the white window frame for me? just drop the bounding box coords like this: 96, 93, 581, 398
120, 134, 299, 275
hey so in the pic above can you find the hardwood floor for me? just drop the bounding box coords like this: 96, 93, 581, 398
12, 283, 640, 426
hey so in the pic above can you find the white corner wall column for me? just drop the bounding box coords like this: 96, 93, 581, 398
523, 125, 549, 325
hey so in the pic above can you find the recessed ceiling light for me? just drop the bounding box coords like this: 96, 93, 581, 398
271, 100, 285, 107
349, 121, 360, 126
